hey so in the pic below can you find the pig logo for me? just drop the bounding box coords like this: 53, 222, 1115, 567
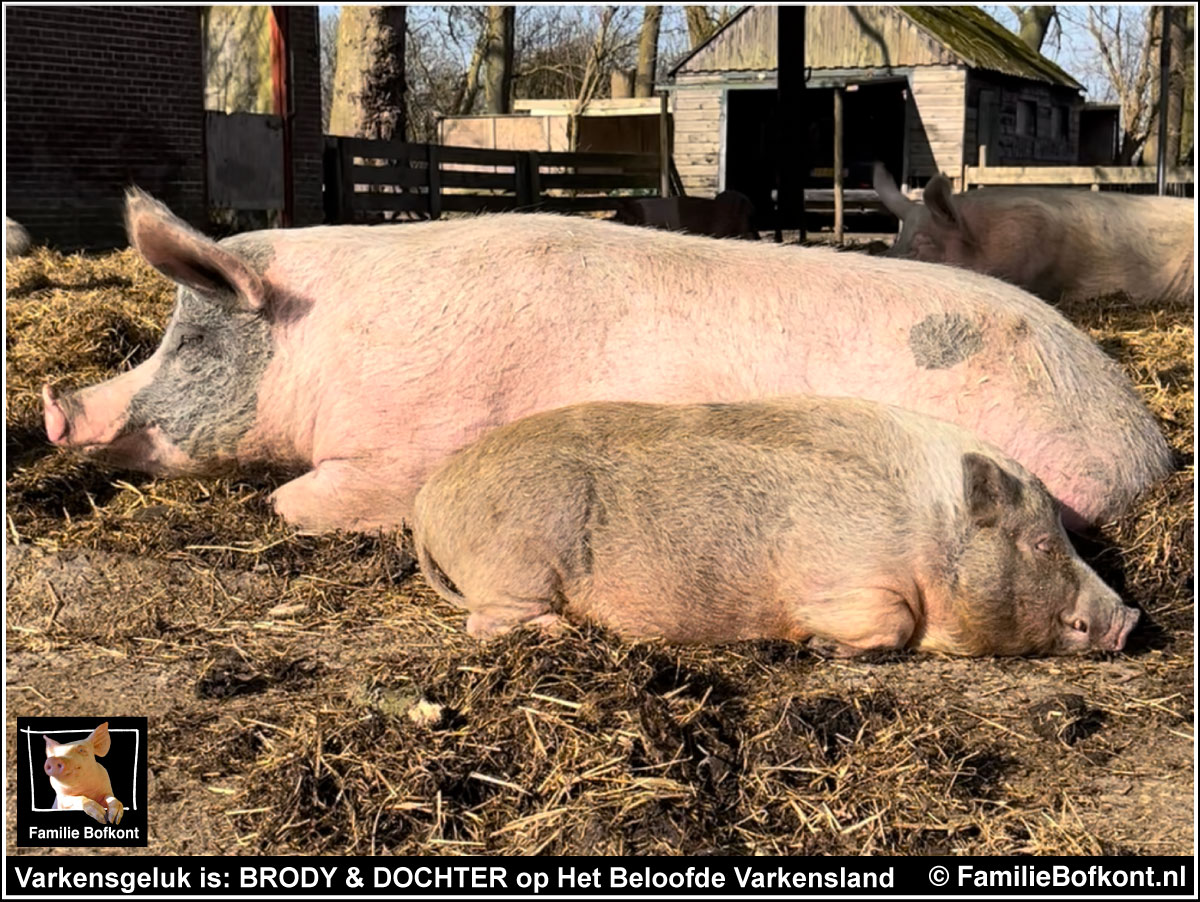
17, 716, 148, 847
43, 722, 124, 825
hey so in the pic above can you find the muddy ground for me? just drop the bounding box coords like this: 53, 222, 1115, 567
4, 244, 1193, 856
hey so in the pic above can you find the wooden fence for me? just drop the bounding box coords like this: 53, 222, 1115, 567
963, 164, 1194, 192
323, 137, 663, 223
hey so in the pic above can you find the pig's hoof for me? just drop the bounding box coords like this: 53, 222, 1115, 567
82, 799, 108, 825
466, 609, 557, 639
107, 798, 125, 825
523, 613, 565, 635
808, 637, 871, 658
466, 612, 515, 638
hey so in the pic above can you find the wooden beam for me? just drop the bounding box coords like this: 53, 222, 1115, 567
776, 5, 806, 240
833, 87, 844, 246
964, 165, 1194, 186
659, 90, 671, 197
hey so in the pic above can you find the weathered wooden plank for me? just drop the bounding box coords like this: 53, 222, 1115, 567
539, 172, 659, 190
537, 150, 658, 169
965, 165, 1194, 185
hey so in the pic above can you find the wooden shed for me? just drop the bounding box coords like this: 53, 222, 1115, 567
663, 5, 1084, 221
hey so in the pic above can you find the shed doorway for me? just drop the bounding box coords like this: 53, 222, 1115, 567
724, 80, 907, 232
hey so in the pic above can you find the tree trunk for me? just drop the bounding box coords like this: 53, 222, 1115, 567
203, 6, 274, 114
483, 6, 515, 115
611, 69, 635, 99
1012, 6, 1055, 52
1164, 5, 1188, 166
453, 33, 487, 116
685, 6, 716, 49
329, 6, 407, 140
1142, 7, 1165, 165
1182, 7, 1195, 162
634, 6, 662, 98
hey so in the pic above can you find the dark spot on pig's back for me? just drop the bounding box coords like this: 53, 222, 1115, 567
909, 313, 983, 370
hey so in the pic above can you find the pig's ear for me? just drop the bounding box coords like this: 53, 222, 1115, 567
873, 162, 914, 218
88, 722, 112, 757
923, 176, 961, 230
43, 735, 57, 756
125, 188, 267, 313
963, 453, 1024, 528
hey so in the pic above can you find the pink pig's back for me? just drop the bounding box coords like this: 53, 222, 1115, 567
242, 214, 1169, 526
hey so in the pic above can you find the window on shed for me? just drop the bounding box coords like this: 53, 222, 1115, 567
1017, 100, 1038, 137
1051, 105, 1070, 140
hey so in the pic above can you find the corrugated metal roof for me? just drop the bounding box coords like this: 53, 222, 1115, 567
668, 5, 1083, 90
899, 6, 1082, 89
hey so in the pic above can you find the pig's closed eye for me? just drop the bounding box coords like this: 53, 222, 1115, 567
176, 331, 205, 351
1033, 536, 1053, 554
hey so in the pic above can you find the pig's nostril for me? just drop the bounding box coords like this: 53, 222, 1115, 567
1072, 619, 1088, 634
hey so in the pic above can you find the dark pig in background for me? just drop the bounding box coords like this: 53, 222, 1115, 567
7, 217, 32, 259
874, 163, 1194, 307
413, 397, 1139, 655
612, 189, 758, 239
43, 190, 1170, 533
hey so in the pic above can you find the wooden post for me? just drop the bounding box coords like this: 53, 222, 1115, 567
515, 153, 534, 208
833, 86, 844, 245
659, 91, 670, 197
427, 143, 442, 220
322, 137, 342, 223
528, 150, 542, 207
338, 139, 356, 223
776, 5, 806, 242
1155, 5, 1172, 195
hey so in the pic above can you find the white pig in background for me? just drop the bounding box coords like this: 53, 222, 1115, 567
874, 163, 1194, 307
43, 722, 124, 825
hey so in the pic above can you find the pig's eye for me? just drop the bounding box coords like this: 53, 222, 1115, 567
176, 330, 205, 351
1033, 536, 1054, 554
1070, 618, 1089, 634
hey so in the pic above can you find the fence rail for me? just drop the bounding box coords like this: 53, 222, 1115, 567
964, 165, 1194, 189
323, 137, 662, 223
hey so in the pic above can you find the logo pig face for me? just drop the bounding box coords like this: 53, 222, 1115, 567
43, 722, 111, 784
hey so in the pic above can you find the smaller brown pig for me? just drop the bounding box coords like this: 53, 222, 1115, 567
413, 398, 1139, 656
43, 723, 124, 825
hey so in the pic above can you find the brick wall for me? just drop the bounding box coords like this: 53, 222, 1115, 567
285, 7, 323, 227
5, 6, 207, 250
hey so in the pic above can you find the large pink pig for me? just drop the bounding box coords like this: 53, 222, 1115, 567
44, 189, 1171, 532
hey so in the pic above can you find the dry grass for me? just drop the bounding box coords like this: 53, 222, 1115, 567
5, 246, 1193, 857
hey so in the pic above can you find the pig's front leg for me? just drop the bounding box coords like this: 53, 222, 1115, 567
806, 589, 918, 657
81, 798, 109, 825
105, 795, 125, 824
271, 459, 417, 533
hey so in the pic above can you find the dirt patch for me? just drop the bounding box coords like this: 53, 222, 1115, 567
5, 247, 1193, 856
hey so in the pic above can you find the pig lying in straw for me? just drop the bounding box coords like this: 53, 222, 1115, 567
43, 723, 124, 825
414, 398, 1139, 655
43, 189, 1170, 532
874, 163, 1194, 307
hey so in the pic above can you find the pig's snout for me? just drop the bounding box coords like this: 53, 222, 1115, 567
1099, 604, 1140, 652
44, 757, 66, 778
42, 381, 134, 450
1066, 590, 1140, 653
43, 384, 70, 445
